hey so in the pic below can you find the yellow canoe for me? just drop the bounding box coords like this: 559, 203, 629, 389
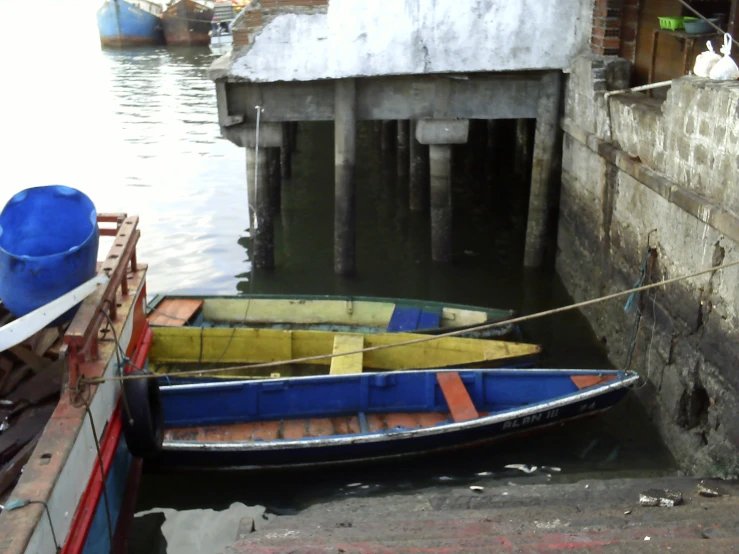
148, 326, 542, 380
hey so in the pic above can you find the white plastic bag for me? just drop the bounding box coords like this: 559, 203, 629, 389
709, 34, 739, 81
693, 40, 721, 77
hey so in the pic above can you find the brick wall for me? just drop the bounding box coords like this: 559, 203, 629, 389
591, 0, 625, 56
590, 0, 641, 62
232, 0, 329, 47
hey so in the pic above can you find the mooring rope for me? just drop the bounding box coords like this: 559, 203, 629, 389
81, 259, 739, 384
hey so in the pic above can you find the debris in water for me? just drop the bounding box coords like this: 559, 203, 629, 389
541, 466, 561, 473
579, 438, 599, 459
644, 536, 651, 541
502, 492, 509, 496
504, 464, 538, 474
469, 486, 484, 493
346, 483, 362, 488
624, 510, 632, 515
639, 489, 683, 507
0, 420, 8, 433
603, 446, 620, 463
585, 484, 589, 489
697, 481, 720, 497
476, 471, 493, 476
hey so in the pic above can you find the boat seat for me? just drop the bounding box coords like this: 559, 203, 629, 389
329, 334, 364, 375
570, 374, 617, 389
387, 305, 442, 332
148, 299, 204, 327
436, 372, 479, 422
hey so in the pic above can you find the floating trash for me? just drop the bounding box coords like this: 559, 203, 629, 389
639, 489, 683, 507
644, 536, 651, 541
624, 510, 632, 515
469, 486, 484, 493
504, 464, 538, 474
476, 471, 493, 476
697, 481, 720, 498
346, 483, 362, 488
541, 466, 561, 473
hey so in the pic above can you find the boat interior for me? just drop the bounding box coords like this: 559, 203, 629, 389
146, 324, 541, 379
161, 370, 621, 444
147, 296, 504, 332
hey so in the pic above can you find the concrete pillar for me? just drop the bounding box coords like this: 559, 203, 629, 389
267, 147, 281, 214
514, 118, 532, 183
281, 122, 292, 179
409, 121, 428, 211
397, 120, 410, 177
246, 147, 273, 269
416, 119, 470, 263
524, 71, 563, 268
429, 144, 453, 262
334, 79, 357, 275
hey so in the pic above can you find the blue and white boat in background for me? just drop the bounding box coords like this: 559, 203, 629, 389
96, 0, 165, 48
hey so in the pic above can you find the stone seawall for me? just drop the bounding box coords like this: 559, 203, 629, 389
559, 55, 739, 477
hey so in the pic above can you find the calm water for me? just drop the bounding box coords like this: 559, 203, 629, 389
0, 0, 675, 520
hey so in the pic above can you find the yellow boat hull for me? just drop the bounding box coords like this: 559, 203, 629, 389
148, 327, 542, 379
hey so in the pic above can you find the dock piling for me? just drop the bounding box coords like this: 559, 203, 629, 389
515, 118, 532, 183
247, 147, 273, 269
416, 119, 470, 262
409, 121, 428, 212
397, 120, 410, 177
429, 144, 453, 262
381, 120, 395, 152
334, 79, 357, 275
524, 71, 563, 268
281, 122, 292, 179
268, 147, 281, 214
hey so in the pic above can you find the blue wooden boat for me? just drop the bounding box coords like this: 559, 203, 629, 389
96, 0, 165, 47
125, 368, 639, 469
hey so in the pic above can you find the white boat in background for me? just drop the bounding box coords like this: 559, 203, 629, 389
209, 0, 249, 52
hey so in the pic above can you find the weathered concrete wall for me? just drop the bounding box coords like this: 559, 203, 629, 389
213, 0, 593, 83
559, 55, 739, 477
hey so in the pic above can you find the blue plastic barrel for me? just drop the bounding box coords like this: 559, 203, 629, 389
0, 185, 99, 324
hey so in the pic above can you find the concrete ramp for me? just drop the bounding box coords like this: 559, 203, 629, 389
220, 477, 739, 553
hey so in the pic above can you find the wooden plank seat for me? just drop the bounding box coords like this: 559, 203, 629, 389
329, 333, 364, 374
436, 372, 480, 422
148, 299, 204, 327
570, 374, 617, 390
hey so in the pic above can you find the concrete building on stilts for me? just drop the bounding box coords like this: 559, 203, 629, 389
210, 0, 739, 479
208, 0, 591, 274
